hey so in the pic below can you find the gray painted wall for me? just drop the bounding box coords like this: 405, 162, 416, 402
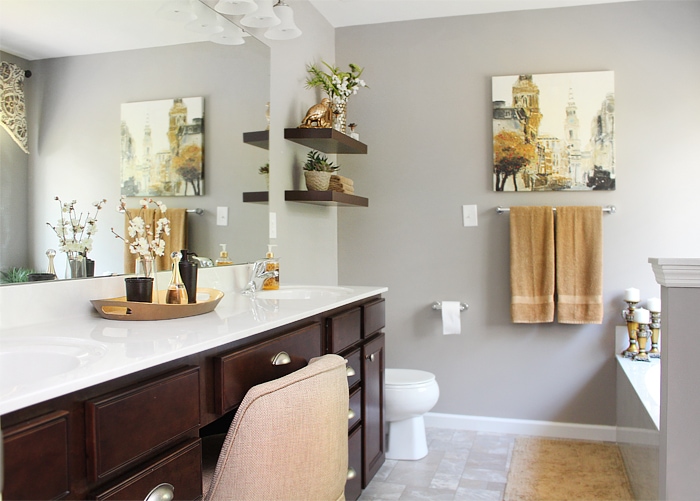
336, 1, 700, 426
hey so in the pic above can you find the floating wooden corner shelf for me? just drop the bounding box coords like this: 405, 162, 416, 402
285, 191, 368, 207
284, 128, 367, 154
242, 130, 269, 150
242, 191, 269, 203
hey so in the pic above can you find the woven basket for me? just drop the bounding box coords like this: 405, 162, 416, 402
304, 171, 332, 191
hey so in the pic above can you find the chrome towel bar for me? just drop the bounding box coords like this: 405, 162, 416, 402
496, 205, 616, 215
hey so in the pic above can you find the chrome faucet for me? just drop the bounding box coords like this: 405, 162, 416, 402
241, 259, 278, 295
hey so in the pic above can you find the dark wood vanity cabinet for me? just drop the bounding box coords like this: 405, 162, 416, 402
326, 297, 386, 499
1, 295, 385, 500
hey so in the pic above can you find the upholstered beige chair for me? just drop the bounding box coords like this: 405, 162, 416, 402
202, 354, 349, 501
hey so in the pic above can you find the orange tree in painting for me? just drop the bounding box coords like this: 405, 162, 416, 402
493, 131, 536, 191
173, 144, 202, 196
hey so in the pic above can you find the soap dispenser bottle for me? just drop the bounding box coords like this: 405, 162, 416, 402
216, 244, 233, 266
262, 244, 279, 291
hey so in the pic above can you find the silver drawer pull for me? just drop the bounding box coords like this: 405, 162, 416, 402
144, 483, 174, 501
347, 467, 357, 480
271, 351, 291, 365
367, 353, 375, 362
346, 365, 356, 377
348, 408, 356, 420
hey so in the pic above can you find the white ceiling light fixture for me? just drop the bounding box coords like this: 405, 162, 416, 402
265, 1, 302, 40
240, 0, 281, 28
157, 0, 197, 22
214, 0, 258, 16
210, 24, 247, 45
186, 1, 225, 34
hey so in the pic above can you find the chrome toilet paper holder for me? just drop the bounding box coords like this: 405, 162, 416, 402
431, 301, 468, 312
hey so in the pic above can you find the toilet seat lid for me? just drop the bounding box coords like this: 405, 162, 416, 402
385, 368, 436, 386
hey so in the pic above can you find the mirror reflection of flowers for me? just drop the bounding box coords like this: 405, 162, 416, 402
111, 196, 170, 258
306, 61, 367, 105
46, 196, 107, 257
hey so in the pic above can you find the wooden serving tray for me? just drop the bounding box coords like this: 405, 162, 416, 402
91, 288, 224, 321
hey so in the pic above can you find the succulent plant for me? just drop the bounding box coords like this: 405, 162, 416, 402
303, 150, 339, 172
0, 267, 35, 283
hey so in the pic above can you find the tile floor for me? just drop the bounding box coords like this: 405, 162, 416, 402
359, 428, 516, 501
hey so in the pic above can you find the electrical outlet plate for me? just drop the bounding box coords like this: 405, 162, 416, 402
462, 204, 478, 227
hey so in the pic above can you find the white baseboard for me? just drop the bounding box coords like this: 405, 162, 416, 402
424, 412, 617, 443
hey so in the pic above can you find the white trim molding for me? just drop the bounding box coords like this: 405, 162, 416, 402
424, 412, 617, 442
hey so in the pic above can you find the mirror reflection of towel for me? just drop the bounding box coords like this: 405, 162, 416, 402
510, 207, 555, 323
123, 208, 188, 274
556, 206, 603, 324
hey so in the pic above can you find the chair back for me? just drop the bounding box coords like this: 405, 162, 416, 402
204, 354, 349, 501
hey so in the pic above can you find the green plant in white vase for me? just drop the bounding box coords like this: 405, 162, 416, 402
303, 150, 339, 191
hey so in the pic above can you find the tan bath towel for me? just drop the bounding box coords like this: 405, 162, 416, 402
510, 206, 555, 323
555, 206, 603, 324
123, 208, 188, 274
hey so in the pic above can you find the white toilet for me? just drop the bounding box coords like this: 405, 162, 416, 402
384, 368, 440, 460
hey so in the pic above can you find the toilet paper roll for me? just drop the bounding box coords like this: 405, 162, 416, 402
441, 301, 461, 335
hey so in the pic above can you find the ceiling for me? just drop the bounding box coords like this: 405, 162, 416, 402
308, 0, 640, 28
0, 0, 641, 60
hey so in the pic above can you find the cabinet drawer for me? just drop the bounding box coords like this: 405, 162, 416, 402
345, 425, 363, 501
86, 367, 200, 481
214, 323, 322, 414
327, 307, 362, 353
94, 438, 202, 501
363, 298, 386, 338
348, 387, 362, 430
345, 348, 361, 388
2, 410, 70, 500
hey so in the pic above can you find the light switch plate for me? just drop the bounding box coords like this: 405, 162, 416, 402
216, 206, 228, 226
462, 204, 478, 227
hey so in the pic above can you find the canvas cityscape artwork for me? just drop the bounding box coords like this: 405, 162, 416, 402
492, 71, 615, 192
120, 97, 204, 197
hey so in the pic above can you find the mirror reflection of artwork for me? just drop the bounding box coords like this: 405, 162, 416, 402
492, 71, 615, 192
120, 97, 204, 196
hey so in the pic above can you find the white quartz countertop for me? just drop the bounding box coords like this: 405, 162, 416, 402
0, 280, 387, 416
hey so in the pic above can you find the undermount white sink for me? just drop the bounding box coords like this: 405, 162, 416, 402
0, 338, 107, 392
254, 286, 355, 300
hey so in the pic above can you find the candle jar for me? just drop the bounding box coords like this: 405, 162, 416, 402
622, 301, 639, 357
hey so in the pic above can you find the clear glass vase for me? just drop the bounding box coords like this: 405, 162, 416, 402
65, 251, 86, 279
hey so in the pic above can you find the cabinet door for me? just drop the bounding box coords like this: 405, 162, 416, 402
345, 425, 363, 501
2, 410, 70, 500
86, 367, 200, 482
362, 333, 385, 487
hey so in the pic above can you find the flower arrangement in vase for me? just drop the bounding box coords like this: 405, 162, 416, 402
303, 150, 339, 191
305, 61, 367, 132
46, 196, 106, 278
111, 196, 171, 302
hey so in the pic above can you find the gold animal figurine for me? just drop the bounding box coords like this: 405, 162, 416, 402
299, 98, 332, 128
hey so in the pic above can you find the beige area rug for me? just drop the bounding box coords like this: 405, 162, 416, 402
504, 437, 634, 501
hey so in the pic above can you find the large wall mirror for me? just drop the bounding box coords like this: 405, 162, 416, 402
0, 0, 270, 284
